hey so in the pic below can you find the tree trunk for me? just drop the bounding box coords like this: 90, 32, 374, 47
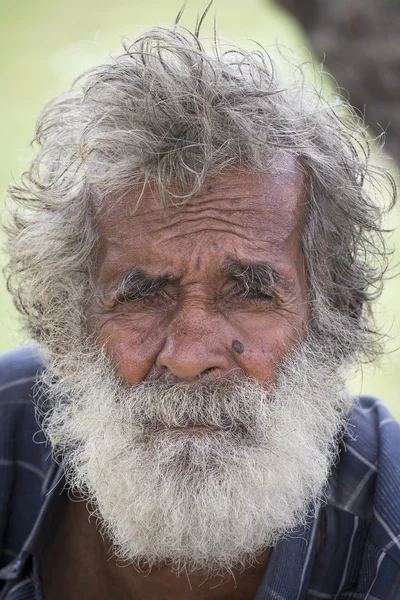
275, 0, 400, 163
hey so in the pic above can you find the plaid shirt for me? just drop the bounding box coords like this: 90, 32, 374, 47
0, 345, 399, 600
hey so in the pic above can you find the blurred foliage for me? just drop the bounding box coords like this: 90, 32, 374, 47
0, 0, 398, 416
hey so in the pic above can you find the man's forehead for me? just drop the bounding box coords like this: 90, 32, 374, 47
95, 153, 307, 230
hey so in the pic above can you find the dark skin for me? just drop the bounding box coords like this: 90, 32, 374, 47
42, 158, 309, 600
42, 500, 272, 600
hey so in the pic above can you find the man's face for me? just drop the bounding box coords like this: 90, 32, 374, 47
41, 156, 349, 575
92, 157, 309, 386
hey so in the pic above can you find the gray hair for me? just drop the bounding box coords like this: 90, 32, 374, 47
3, 24, 396, 363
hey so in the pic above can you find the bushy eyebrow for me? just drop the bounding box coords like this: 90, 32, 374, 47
111, 267, 172, 302
224, 260, 291, 294
107, 260, 291, 303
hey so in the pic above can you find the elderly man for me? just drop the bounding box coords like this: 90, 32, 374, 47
0, 22, 399, 600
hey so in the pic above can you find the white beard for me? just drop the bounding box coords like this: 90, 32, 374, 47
39, 338, 351, 576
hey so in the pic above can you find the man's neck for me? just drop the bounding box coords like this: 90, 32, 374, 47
41, 498, 271, 600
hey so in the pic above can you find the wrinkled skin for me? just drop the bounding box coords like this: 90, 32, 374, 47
92, 160, 308, 387
43, 158, 310, 600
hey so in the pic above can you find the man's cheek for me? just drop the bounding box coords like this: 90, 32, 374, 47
230, 312, 305, 382
97, 316, 165, 383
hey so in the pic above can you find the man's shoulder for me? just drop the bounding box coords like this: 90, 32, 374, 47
0, 344, 45, 440
0, 344, 44, 389
0, 342, 48, 451
345, 395, 400, 483
0, 344, 45, 435
328, 395, 400, 565
0, 345, 50, 564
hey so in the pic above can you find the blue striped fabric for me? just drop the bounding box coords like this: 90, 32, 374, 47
0, 345, 399, 599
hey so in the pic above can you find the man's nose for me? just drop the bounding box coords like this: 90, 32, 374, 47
155, 303, 231, 380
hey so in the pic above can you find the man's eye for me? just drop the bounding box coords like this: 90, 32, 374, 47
234, 286, 274, 302
117, 288, 158, 304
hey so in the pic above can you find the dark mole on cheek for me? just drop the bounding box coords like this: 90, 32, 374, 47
213, 242, 219, 248
232, 340, 244, 354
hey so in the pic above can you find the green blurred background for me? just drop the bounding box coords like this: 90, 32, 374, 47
1, 0, 399, 416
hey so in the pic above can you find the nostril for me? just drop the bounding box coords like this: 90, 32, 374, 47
201, 367, 214, 376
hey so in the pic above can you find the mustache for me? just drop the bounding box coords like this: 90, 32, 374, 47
112, 377, 272, 435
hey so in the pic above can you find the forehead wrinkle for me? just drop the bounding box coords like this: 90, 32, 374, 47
97, 165, 306, 249
95, 164, 308, 288
135, 194, 300, 223
146, 220, 302, 257
129, 205, 300, 243
147, 227, 262, 249
109, 166, 302, 216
